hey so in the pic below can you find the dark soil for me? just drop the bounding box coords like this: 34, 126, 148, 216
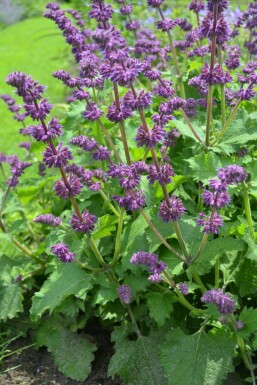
0, 328, 122, 385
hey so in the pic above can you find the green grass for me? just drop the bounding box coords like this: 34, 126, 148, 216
0, 17, 71, 154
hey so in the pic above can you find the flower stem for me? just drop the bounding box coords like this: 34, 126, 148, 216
0, 164, 6, 181
211, 98, 241, 146
180, 108, 203, 143
113, 83, 131, 165
237, 334, 253, 372
215, 256, 220, 289
217, 45, 226, 127
89, 237, 108, 268
0, 185, 11, 215
140, 209, 186, 262
205, 85, 213, 147
173, 221, 190, 259
193, 233, 209, 263
110, 207, 125, 266
241, 182, 255, 239
98, 189, 120, 217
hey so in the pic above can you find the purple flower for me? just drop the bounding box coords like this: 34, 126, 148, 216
201, 289, 235, 314
88, 3, 114, 22
43, 143, 73, 168
189, 63, 232, 88
120, 5, 132, 15
107, 102, 133, 122
208, 179, 227, 192
135, 125, 165, 148
109, 59, 142, 86
83, 103, 103, 121
148, 164, 174, 185
202, 190, 231, 208
34, 214, 61, 226
153, 80, 175, 98
31, 118, 62, 142
178, 282, 189, 295
51, 242, 74, 263
159, 196, 186, 222
117, 285, 132, 304
19, 142, 31, 151
70, 135, 98, 152
197, 212, 223, 234
147, 0, 164, 7
70, 209, 97, 234
53, 173, 83, 199
92, 145, 111, 161
126, 21, 141, 31
156, 19, 177, 32
113, 190, 145, 211
24, 98, 53, 121
8, 161, 31, 187
130, 250, 167, 283
207, 0, 229, 12
188, 0, 205, 12
217, 165, 247, 185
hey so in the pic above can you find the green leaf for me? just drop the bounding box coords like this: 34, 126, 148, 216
147, 292, 174, 327
173, 119, 204, 142
187, 152, 229, 183
160, 328, 236, 385
235, 259, 257, 297
238, 307, 257, 338
62, 100, 85, 130
121, 214, 149, 269
0, 284, 23, 321
30, 264, 92, 320
108, 330, 168, 385
92, 214, 118, 240
36, 318, 96, 381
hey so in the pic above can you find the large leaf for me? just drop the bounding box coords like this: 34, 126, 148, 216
187, 152, 229, 183
238, 307, 257, 338
160, 328, 236, 385
36, 318, 96, 381
147, 292, 175, 327
0, 284, 23, 321
235, 259, 257, 297
108, 330, 168, 385
30, 263, 92, 320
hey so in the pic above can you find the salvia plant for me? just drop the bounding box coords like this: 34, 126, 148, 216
1, 0, 257, 383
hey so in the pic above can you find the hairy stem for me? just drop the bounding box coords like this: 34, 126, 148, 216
110, 207, 125, 266
241, 182, 255, 239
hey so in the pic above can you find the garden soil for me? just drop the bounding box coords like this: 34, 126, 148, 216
0, 331, 122, 385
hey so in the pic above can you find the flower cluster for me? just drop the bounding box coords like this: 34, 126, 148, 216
51, 243, 75, 263
201, 289, 235, 314
130, 251, 167, 283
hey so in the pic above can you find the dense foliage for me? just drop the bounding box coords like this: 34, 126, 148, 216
1, 0, 257, 384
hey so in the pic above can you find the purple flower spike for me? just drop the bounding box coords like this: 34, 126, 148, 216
188, 0, 205, 12
53, 173, 83, 199
218, 165, 248, 185
24, 98, 52, 121
117, 285, 132, 304
51, 242, 74, 263
43, 143, 73, 168
130, 250, 167, 283
147, 0, 164, 7
201, 289, 235, 314
178, 282, 189, 295
159, 196, 186, 222
34, 214, 61, 226
202, 190, 231, 208
83, 103, 103, 121
135, 125, 165, 148
70, 209, 97, 234
197, 212, 223, 234
88, 3, 114, 22
148, 164, 174, 185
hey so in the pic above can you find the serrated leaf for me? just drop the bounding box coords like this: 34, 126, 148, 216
108, 331, 168, 385
173, 119, 204, 142
239, 307, 257, 338
187, 152, 229, 183
36, 318, 96, 381
62, 100, 85, 130
121, 214, 149, 269
235, 259, 257, 296
0, 284, 23, 321
30, 264, 92, 320
160, 328, 236, 385
147, 292, 174, 327
92, 214, 118, 239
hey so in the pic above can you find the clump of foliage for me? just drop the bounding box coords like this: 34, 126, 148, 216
1, 0, 257, 384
